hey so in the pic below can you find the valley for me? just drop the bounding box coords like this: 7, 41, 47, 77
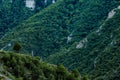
0, 0, 120, 80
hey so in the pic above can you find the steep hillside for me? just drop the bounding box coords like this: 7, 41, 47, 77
48, 6, 120, 80
0, 0, 56, 37
0, 51, 86, 80
0, 0, 119, 59
0, 0, 120, 79
0, 0, 33, 37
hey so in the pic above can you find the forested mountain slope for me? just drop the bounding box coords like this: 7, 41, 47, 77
0, 0, 120, 80
0, 0, 56, 37
0, 51, 85, 80
0, 0, 34, 37
48, 6, 120, 80
0, 0, 119, 58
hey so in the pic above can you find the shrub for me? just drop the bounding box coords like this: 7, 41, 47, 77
13, 42, 22, 52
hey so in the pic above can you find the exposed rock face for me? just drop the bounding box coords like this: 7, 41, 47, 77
52, 0, 55, 3
25, 0, 35, 10
76, 38, 88, 49
96, 5, 120, 35
67, 32, 73, 43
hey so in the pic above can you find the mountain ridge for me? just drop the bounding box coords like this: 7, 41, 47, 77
0, 0, 120, 80
48, 6, 120, 80
0, 51, 86, 80
0, 0, 119, 57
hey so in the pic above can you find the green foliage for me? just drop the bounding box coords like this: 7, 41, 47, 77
81, 76, 89, 80
48, 5, 120, 80
0, 76, 6, 80
56, 64, 68, 74
0, 0, 55, 37
66, 72, 81, 80
0, 0, 120, 80
0, 51, 83, 80
66, 74, 75, 80
72, 69, 80, 78
13, 42, 22, 52
1, 0, 119, 59
0, 0, 34, 37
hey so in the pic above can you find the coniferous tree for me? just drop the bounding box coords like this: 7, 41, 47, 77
82, 76, 89, 80
13, 42, 22, 52
34, 0, 45, 12
72, 69, 80, 78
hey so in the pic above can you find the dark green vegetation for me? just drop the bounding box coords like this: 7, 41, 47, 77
0, 0, 120, 80
0, 51, 87, 80
0, 0, 33, 37
0, 0, 119, 57
48, 6, 120, 80
0, 0, 56, 37
13, 42, 22, 52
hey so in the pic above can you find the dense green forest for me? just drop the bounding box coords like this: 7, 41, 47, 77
48, 8, 120, 80
0, 51, 89, 80
0, 0, 119, 57
0, 0, 56, 37
0, 0, 120, 80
